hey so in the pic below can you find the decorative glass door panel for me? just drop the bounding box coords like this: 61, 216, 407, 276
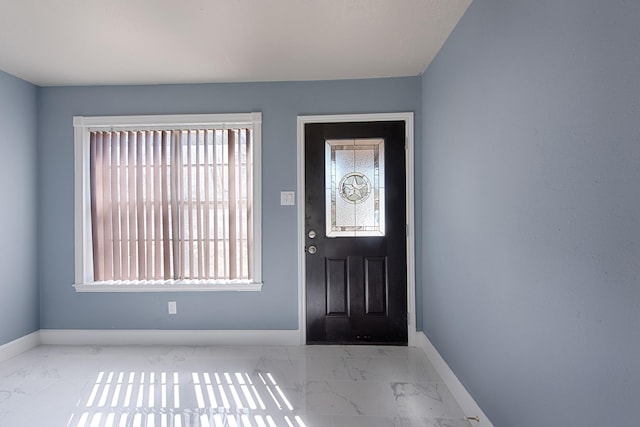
325, 138, 385, 237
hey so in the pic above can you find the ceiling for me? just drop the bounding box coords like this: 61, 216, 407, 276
0, 0, 471, 87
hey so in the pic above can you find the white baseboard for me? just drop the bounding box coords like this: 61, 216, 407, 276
0, 331, 41, 364
39, 329, 301, 346
416, 331, 494, 427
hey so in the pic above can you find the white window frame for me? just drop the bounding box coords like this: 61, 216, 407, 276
73, 113, 262, 292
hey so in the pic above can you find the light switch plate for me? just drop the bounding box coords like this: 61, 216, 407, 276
280, 191, 295, 206
168, 301, 177, 315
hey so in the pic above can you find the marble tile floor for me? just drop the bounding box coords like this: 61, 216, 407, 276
0, 345, 472, 427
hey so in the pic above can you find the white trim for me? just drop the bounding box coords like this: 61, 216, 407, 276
0, 331, 41, 364
74, 120, 92, 285
73, 112, 262, 290
417, 331, 494, 427
73, 113, 261, 130
296, 113, 416, 346
73, 281, 263, 293
251, 113, 263, 284
404, 114, 416, 347
39, 329, 299, 346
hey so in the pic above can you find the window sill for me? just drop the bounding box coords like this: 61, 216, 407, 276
73, 280, 263, 293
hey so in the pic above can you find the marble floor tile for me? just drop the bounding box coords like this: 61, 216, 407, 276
387, 382, 464, 419
0, 345, 472, 427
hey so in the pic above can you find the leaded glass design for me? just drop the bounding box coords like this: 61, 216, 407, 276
325, 138, 385, 237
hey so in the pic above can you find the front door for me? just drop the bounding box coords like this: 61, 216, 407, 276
305, 121, 407, 345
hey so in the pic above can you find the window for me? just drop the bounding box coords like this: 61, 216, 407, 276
325, 138, 385, 237
73, 113, 262, 292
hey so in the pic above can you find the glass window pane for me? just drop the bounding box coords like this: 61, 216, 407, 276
325, 138, 385, 237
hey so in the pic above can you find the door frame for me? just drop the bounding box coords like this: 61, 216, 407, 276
296, 113, 416, 346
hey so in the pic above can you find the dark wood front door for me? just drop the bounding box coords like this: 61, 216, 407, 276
305, 121, 407, 345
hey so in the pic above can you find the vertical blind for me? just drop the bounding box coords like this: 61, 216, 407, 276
89, 128, 253, 282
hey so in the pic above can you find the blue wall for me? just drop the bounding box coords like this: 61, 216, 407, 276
37, 78, 421, 330
0, 71, 39, 345
421, 0, 640, 425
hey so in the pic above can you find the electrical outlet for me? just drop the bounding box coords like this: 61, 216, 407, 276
168, 301, 177, 315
